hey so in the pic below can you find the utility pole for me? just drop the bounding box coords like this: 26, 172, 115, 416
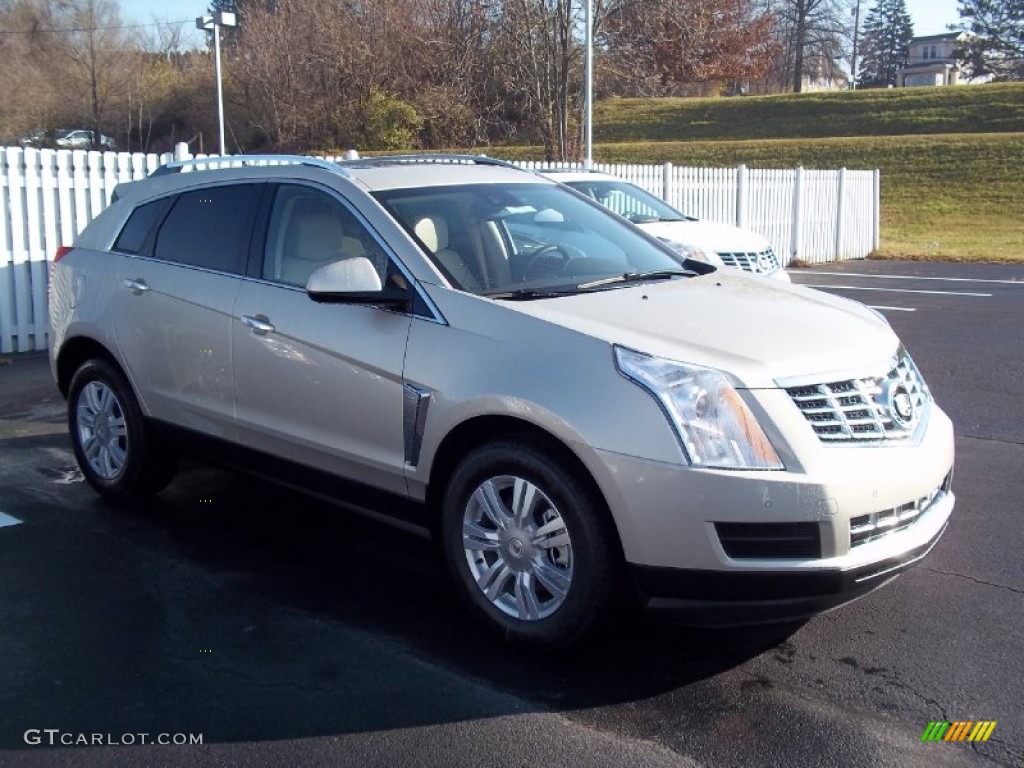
850, 0, 862, 89
584, 0, 593, 168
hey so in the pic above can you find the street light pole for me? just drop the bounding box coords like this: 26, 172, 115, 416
196, 12, 237, 156
850, 0, 862, 90
213, 20, 226, 154
584, 0, 593, 168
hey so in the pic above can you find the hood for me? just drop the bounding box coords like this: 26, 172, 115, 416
503, 271, 898, 388
638, 219, 771, 255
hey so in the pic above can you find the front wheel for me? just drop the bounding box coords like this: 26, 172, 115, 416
67, 358, 177, 502
441, 440, 618, 648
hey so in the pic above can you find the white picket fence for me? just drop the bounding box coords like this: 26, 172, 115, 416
0, 146, 879, 354
519, 161, 881, 270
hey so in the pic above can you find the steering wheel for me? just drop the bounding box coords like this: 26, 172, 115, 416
521, 244, 570, 280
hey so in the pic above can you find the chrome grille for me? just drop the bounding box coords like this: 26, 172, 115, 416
850, 474, 950, 547
785, 354, 931, 443
717, 248, 781, 275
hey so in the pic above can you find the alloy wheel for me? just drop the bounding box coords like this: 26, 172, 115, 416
75, 380, 129, 480
462, 474, 574, 621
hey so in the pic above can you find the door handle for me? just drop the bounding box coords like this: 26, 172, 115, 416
241, 314, 275, 335
122, 278, 149, 294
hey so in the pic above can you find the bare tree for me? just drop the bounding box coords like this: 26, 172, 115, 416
416, 0, 505, 146
43, 0, 134, 146
771, 0, 852, 91
489, 0, 585, 160
230, 0, 428, 150
601, 0, 779, 94
0, 1, 61, 140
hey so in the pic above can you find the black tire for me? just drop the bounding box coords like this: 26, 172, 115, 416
441, 439, 618, 649
67, 358, 177, 502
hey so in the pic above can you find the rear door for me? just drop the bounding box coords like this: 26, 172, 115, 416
112, 183, 262, 439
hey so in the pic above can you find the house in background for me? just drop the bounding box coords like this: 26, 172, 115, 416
801, 54, 851, 92
800, 70, 850, 93
898, 32, 992, 87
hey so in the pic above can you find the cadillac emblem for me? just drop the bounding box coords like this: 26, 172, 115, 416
887, 382, 915, 429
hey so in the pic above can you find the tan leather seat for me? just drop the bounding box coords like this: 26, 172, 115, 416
281, 211, 367, 286
413, 215, 477, 290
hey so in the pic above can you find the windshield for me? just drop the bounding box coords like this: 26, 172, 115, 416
373, 182, 688, 297
561, 180, 693, 223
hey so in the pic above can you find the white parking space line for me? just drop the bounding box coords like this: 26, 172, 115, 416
869, 305, 916, 312
803, 271, 1024, 286
803, 284, 992, 297
0, 511, 23, 528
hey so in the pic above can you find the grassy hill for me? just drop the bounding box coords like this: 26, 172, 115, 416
494, 84, 1024, 261
591, 82, 1024, 143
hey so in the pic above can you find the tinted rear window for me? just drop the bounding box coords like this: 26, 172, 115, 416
153, 185, 260, 273
113, 198, 171, 255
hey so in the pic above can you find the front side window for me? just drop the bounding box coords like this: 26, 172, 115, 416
374, 182, 688, 296
262, 185, 391, 288
153, 184, 260, 274
564, 180, 690, 223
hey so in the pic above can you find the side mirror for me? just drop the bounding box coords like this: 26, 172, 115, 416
534, 208, 565, 224
306, 257, 409, 308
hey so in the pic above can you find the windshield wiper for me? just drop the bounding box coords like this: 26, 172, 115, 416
627, 215, 691, 224
488, 268, 696, 298
577, 269, 694, 290
486, 288, 579, 301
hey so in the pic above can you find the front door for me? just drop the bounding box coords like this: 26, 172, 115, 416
231, 183, 412, 495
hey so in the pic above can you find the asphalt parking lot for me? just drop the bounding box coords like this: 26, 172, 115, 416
0, 259, 1021, 767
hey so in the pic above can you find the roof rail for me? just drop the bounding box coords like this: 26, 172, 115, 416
338, 153, 518, 169
149, 154, 346, 177
539, 166, 602, 173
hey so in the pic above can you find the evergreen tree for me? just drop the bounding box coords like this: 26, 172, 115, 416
857, 0, 914, 87
957, 0, 1024, 81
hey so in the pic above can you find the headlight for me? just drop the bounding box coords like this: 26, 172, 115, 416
615, 346, 784, 470
658, 238, 711, 264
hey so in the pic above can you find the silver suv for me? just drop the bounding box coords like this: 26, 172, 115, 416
49, 155, 955, 648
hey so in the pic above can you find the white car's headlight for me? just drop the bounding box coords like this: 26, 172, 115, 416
659, 238, 712, 264
615, 346, 784, 470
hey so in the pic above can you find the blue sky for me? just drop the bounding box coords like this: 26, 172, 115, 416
119, 1, 209, 28
118, 1, 210, 47
904, 0, 962, 36
119, 0, 965, 48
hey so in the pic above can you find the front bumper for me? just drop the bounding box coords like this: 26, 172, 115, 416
631, 494, 951, 626
581, 402, 955, 625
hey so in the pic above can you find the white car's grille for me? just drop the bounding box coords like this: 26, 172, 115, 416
717, 248, 781, 275
785, 354, 931, 443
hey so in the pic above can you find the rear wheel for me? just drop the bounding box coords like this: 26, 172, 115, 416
67, 358, 176, 502
441, 439, 618, 648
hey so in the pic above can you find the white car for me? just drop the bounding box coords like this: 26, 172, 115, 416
55, 129, 116, 151
542, 169, 789, 281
